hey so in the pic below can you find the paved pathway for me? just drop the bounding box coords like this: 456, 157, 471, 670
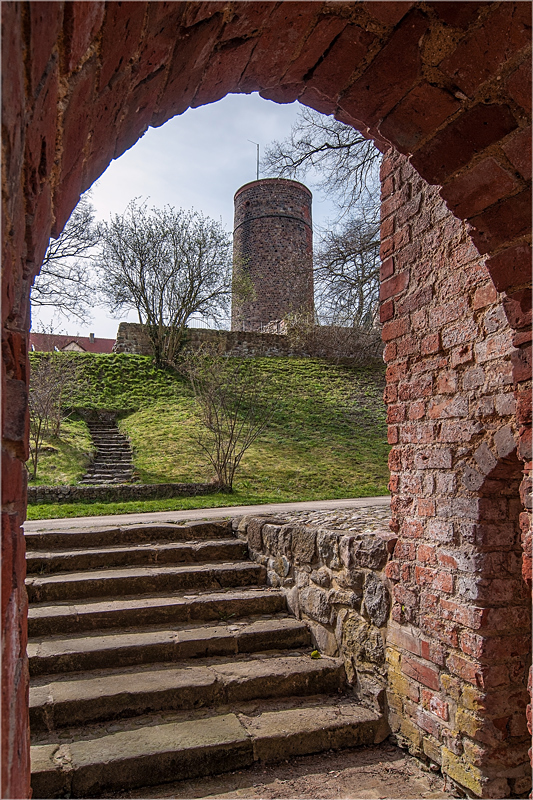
24, 496, 390, 532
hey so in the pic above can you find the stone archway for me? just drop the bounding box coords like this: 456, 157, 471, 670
2, 3, 531, 797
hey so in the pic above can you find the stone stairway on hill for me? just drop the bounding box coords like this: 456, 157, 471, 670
80, 418, 135, 484
26, 520, 388, 799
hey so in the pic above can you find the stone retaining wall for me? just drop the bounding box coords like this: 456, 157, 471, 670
113, 322, 383, 363
114, 324, 309, 358
235, 509, 395, 713
27, 482, 215, 505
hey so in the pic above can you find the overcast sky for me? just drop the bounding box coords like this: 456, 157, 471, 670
31, 93, 339, 339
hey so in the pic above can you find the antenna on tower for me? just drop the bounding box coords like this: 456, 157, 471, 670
247, 140, 259, 181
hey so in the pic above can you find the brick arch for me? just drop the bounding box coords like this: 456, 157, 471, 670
2, 3, 531, 797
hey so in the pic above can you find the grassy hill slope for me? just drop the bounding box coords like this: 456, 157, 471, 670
27, 353, 389, 518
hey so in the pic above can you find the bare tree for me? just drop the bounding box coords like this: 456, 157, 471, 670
179, 348, 277, 492
315, 213, 380, 329
262, 108, 382, 333
31, 194, 100, 324
28, 353, 86, 479
261, 107, 380, 215
97, 201, 232, 366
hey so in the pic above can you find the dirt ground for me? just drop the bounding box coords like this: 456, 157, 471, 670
106, 740, 458, 799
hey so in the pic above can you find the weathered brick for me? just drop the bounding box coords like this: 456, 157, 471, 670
469, 188, 532, 256
472, 282, 498, 310
62, 2, 105, 72
430, 2, 488, 28
502, 125, 532, 181
440, 158, 518, 219
380, 299, 394, 323
382, 317, 409, 342
441, 318, 479, 350
486, 245, 531, 294
339, 10, 429, 126
411, 103, 518, 185
381, 82, 460, 152
439, 3, 531, 97
239, 3, 318, 92
450, 343, 473, 367
402, 655, 440, 691
427, 395, 468, 419
306, 23, 375, 100
414, 447, 452, 470
506, 58, 532, 115
439, 420, 481, 443
380, 270, 410, 302
502, 289, 532, 332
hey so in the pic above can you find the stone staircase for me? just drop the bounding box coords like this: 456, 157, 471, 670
80, 419, 135, 484
26, 520, 387, 798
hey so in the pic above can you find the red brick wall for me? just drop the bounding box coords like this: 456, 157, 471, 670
2, 3, 530, 797
381, 150, 531, 798
232, 179, 314, 331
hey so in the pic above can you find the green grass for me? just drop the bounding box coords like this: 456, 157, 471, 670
27, 416, 94, 486
27, 353, 389, 519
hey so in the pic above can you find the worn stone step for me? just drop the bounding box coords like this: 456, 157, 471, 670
26, 539, 248, 576
24, 521, 233, 551
78, 479, 136, 485
27, 561, 265, 604
80, 479, 134, 484
28, 616, 311, 676
82, 469, 133, 474
87, 461, 131, 466
89, 450, 132, 455
82, 470, 133, 476
30, 699, 385, 798
30, 651, 345, 731
29, 587, 286, 637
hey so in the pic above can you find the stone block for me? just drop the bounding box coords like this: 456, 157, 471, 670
363, 574, 390, 628
310, 566, 331, 588
246, 518, 264, 550
291, 526, 316, 564
307, 621, 338, 657
261, 524, 281, 554
442, 747, 485, 797
317, 530, 341, 569
299, 585, 330, 625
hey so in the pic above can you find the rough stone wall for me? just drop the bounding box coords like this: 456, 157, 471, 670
2, 3, 530, 796
232, 179, 314, 331
235, 508, 394, 715
114, 323, 312, 358
113, 322, 383, 363
27, 481, 215, 505
381, 150, 531, 798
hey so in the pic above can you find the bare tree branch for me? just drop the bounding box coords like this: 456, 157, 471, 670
315, 210, 381, 329
178, 347, 277, 491
31, 194, 100, 324
261, 107, 380, 214
96, 201, 233, 366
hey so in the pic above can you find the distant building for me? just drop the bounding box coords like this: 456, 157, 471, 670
29, 332, 115, 354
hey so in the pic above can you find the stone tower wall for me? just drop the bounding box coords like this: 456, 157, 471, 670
232, 178, 313, 331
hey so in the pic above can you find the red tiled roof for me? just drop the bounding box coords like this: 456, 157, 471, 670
29, 333, 116, 354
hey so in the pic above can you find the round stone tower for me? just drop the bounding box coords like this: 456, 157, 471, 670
231, 178, 313, 331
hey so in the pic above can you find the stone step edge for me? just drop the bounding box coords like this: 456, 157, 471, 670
27, 617, 311, 676
29, 653, 345, 732
31, 703, 388, 798
26, 538, 248, 578
28, 588, 287, 637
26, 562, 265, 604
24, 521, 233, 550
